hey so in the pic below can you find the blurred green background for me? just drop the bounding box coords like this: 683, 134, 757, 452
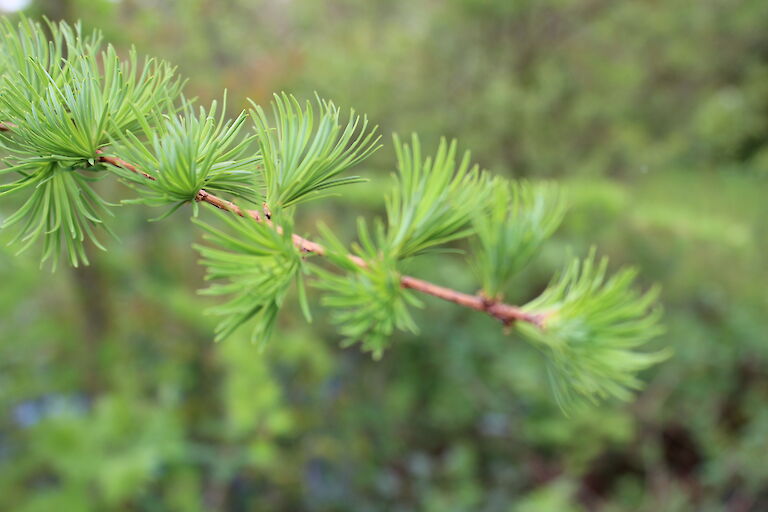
1, 0, 766, 510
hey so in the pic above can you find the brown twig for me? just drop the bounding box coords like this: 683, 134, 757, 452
96, 152, 156, 181
400, 276, 545, 327
195, 177, 541, 326
1, 122, 545, 328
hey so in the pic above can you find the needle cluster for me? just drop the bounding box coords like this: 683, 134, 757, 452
0, 18, 667, 407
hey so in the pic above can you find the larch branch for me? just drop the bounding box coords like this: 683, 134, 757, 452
0, 122, 545, 329
119, 158, 544, 328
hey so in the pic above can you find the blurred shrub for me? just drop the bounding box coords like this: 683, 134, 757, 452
0, 0, 766, 510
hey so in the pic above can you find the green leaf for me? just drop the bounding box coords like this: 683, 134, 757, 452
471, 179, 565, 300
110, 96, 261, 211
0, 19, 181, 168
193, 210, 303, 344
0, 162, 114, 269
312, 219, 422, 358
385, 134, 492, 259
249, 92, 381, 209
0, 17, 101, 97
0, 18, 182, 267
517, 249, 668, 409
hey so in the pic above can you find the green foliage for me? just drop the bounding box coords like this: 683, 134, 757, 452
385, 134, 491, 259
0, 16, 666, 407
471, 180, 565, 300
193, 210, 307, 343
23, 395, 183, 509
0, 162, 113, 268
0, 17, 181, 265
5, 1, 766, 509
249, 93, 380, 209
0, 17, 100, 96
0, 40, 180, 167
111, 98, 260, 216
312, 219, 423, 358
0, 16, 676, 509
518, 250, 668, 407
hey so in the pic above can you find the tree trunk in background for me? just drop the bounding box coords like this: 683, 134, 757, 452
36, 0, 73, 20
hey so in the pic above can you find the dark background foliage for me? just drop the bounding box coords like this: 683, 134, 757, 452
0, 0, 766, 510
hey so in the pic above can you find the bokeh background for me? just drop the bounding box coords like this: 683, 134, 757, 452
0, 0, 766, 510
